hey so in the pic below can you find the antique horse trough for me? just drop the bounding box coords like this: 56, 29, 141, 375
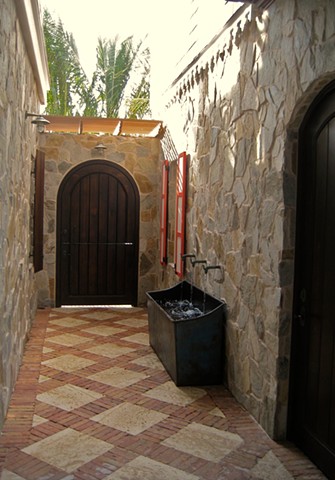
146, 281, 226, 386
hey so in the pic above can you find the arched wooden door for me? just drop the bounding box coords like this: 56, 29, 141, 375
289, 82, 335, 479
56, 160, 139, 307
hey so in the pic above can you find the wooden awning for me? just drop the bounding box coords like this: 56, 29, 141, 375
43, 115, 165, 138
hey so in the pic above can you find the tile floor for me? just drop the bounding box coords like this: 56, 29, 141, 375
0, 307, 327, 480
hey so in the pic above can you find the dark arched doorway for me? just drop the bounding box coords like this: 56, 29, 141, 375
289, 81, 335, 479
56, 160, 139, 306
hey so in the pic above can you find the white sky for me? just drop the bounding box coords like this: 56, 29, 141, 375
39, 0, 163, 79
38, 0, 242, 115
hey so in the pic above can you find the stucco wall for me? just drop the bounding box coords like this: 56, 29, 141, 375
159, 0, 335, 438
0, 0, 41, 430
38, 133, 162, 307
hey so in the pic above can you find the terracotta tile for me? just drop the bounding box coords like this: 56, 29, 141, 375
0, 308, 327, 480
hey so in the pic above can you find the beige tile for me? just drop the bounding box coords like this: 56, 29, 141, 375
209, 407, 226, 418
42, 346, 53, 353
47, 333, 90, 346
49, 317, 90, 327
37, 384, 103, 411
115, 318, 148, 328
105, 455, 199, 479
131, 353, 164, 370
89, 367, 147, 388
121, 332, 149, 345
42, 354, 96, 372
32, 414, 48, 427
85, 343, 134, 358
51, 307, 87, 314
92, 402, 168, 435
82, 326, 125, 337
251, 451, 294, 480
145, 381, 207, 406
163, 422, 243, 462
38, 375, 50, 383
0, 470, 27, 480
22, 428, 112, 473
109, 307, 143, 314
81, 311, 118, 320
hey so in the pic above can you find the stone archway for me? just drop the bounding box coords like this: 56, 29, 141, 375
275, 77, 335, 440
39, 133, 161, 306
56, 159, 140, 307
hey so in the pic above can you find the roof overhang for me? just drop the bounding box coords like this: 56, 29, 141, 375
43, 115, 165, 138
15, 0, 50, 104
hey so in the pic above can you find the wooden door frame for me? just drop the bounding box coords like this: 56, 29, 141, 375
288, 80, 335, 471
56, 159, 140, 307
288, 80, 335, 430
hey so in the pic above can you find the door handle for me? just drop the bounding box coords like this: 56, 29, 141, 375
294, 313, 305, 327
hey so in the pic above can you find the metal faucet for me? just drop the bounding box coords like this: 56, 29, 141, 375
181, 254, 196, 260
203, 265, 221, 274
191, 259, 207, 267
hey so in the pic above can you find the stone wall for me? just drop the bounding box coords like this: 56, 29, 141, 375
159, 0, 335, 438
38, 133, 162, 306
0, 0, 41, 430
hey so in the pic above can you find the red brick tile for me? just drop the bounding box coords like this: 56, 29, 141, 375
0, 307, 327, 480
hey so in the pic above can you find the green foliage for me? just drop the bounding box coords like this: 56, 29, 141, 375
43, 9, 96, 116
43, 9, 151, 119
125, 76, 151, 119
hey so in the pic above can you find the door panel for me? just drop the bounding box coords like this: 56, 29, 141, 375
290, 84, 335, 479
56, 160, 139, 306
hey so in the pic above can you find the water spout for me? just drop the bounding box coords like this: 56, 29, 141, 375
191, 259, 207, 267
181, 253, 196, 260
203, 265, 221, 274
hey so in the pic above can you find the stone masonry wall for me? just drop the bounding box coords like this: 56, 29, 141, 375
38, 133, 162, 307
160, 0, 335, 438
0, 0, 40, 430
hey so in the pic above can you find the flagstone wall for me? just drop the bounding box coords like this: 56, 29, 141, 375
38, 133, 162, 307
158, 0, 335, 438
0, 0, 41, 430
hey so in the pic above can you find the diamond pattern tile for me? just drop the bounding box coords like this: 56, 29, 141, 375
47, 333, 90, 346
49, 316, 90, 327
0, 307, 326, 480
131, 352, 164, 370
116, 317, 148, 328
121, 332, 149, 345
162, 422, 243, 462
92, 402, 168, 435
106, 455, 200, 479
81, 311, 118, 320
37, 384, 103, 411
85, 343, 135, 358
22, 428, 112, 473
251, 451, 294, 479
1, 470, 26, 480
42, 353, 96, 372
89, 366, 148, 387
82, 325, 125, 336
145, 381, 207, 406
32, 415, 48, 427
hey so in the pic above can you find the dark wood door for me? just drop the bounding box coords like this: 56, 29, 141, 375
290, 83, 335, 479
56, 160, 139, 306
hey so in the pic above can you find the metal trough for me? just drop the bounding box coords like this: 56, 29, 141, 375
146, 281, 226, 386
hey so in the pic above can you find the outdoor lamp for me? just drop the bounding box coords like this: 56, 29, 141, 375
25, 112, 50, 133
94, 143, 107, 154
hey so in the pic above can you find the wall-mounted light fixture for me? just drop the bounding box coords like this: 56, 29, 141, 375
25, 112, 50, 133
94, 142, 107, 155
